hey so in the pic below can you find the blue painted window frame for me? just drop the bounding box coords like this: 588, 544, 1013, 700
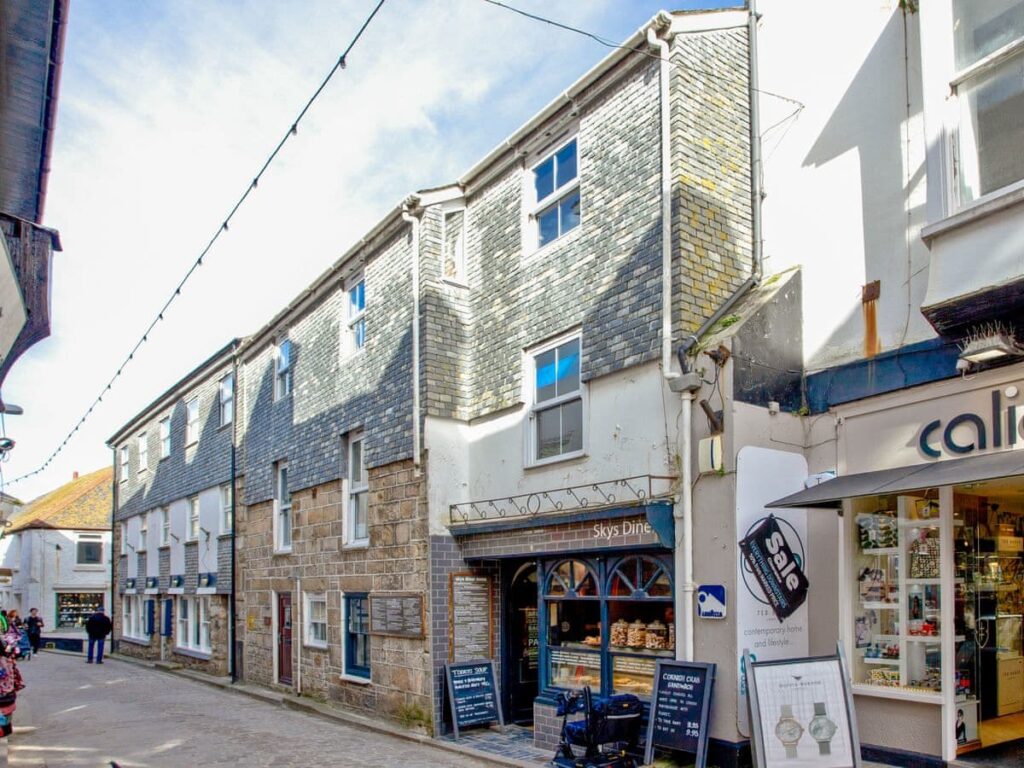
344, 593, 370, 679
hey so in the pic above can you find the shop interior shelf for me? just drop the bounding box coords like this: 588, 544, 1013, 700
904, 634, 941, 642
861, 547, 899, 556
906, 579, 942, 586
899, 519, 941, 528
861, 602, 900, 609
861, 656, 900, 664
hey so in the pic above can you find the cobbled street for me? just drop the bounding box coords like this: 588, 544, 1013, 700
7, 653, 493, 767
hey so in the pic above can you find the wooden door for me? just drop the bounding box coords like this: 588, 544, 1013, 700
277, 592, 293, 685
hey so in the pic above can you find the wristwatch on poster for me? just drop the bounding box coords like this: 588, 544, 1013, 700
774, 704, 804, 758
808, 701, 838, 755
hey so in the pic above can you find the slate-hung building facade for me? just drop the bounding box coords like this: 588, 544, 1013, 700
108, 341, 240, 677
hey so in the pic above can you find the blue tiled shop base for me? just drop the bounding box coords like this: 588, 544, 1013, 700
439, 724, 550, 764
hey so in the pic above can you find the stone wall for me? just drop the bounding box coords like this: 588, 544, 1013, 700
238, 458, 432, 727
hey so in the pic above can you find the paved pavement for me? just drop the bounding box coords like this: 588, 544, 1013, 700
7, 652, 494, 767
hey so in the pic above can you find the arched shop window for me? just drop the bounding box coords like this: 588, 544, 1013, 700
545, 559, 600, 598
607, 555, 673, 599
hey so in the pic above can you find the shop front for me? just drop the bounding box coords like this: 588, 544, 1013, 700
438, 482, 676, 751
56, 592, 104, 629
771, 365, 1024, 765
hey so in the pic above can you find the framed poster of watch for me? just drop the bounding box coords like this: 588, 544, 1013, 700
743, 644, 861, 767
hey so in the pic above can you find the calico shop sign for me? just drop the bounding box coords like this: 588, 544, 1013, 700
739, 515, 809, 623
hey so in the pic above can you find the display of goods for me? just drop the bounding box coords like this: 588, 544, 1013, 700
627, 619, 646, 648
668, 621, 675, 650
645, 620, 667, 650
610, 619, 629, 647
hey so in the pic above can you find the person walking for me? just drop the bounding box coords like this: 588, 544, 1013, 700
24, 609, 43, 655
84, 608, 112, 664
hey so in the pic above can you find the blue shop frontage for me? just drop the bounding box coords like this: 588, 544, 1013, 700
434, 476, 678, 753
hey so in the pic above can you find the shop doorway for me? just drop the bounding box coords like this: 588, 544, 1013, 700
952, 477, 1024, 764
505, 561, 539, 725
277, 592, 293, 685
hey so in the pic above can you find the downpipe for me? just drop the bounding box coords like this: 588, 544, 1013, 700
402, 199, 422, 477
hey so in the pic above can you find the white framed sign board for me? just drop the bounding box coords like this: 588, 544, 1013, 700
744, 645, 861, 768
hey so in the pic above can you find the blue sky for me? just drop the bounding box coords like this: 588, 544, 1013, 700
7, 0, 742, 500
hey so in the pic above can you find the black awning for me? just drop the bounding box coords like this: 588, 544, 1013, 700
768, 450, 1024, 509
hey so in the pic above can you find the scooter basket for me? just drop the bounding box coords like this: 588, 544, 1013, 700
592, 694, 643, 744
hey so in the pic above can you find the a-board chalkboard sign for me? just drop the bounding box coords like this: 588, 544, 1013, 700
644, 660, 716, 767
444, 659, 505, 740
369, 593, 424, 638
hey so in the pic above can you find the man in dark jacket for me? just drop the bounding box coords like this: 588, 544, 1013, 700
85, 609, 112, 664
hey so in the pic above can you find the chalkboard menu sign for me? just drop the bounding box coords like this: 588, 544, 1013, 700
369, 593, 424, 638
445, 659, 505, 739
449, 573, 492, 662
644, 660, 716, 767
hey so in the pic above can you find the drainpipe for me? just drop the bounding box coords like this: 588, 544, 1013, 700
649, 24, 675, 385
401, 197, 422, 476
110, 447, 118, 654
295, 576, 302, 695
229, 350, 238, 682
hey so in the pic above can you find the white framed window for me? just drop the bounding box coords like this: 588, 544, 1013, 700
220, 483, 233, 534
120, 445, 129, 481
346, 279, 366, 353
159, 416, 171, 458
274, 339, 292, 400
175, 595, 211, 653
119, 523, 127, 556
78, 534, 103, 566
138, 516, 147, 552
187, 497, 199, 542
304, 592, 328, 648
527, 334, 585, 465
137, 434, 148, 473
346, 434, 368, 547
123, 595, 150, 641
442, 209, 466, 283
160, 507, 170, 547
275, 461, 292, 552
949, 1, 1024, 206
526, 135, 580, 251
219, 373, 234, 427
185, 398, 200, 446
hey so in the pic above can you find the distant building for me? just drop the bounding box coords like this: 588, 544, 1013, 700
0, 468, 112, 637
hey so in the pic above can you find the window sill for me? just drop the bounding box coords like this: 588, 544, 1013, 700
440, 277, 469, 290
304, 641, 329, 651
120, 636, 152, 646
173, 646, 212, 660
339, 673, 371, 686
159, 544, 171, 550
525, 449, 587, 470
217, 422, 232, 432
342, 540, 369, 551
185, 440, 198, 449
273, 548, 293, 556
217, 532, 234, 540
922, 179, 1024, 243
74, 565, 106, 572
850, 683, 942, 705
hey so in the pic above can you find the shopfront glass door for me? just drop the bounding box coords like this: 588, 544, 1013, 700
506, 562, 539, 724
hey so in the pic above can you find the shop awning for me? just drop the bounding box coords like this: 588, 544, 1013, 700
767, 450, 1024, 509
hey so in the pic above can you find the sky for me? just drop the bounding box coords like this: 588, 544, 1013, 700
5, 0, 740, 502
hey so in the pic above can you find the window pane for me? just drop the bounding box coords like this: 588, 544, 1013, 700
555, 140, 577, 187
353, 318, 366, 349
534, 156, 554, 201
559, 191, 581, 236
537, 405, 562, 460
350, 440, 364, 485
538, 205, 559, 247
78, 541, 101, 564
554, 339, 580, 396
353, 492, 368, 541
279, 468, 289, 503
278, 341, 291, 371
535, 349, 557, 403
954, 0, 1024, 70
350, 281, 365, 314
958, 53, 1024, 202
561, 398, 583, 454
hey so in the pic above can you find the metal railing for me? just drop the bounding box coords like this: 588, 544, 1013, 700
449, 475, 676, 526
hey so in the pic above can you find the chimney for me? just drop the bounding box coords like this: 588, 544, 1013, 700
72, 471, 78, 480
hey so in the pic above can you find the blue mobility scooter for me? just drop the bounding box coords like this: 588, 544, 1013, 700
552, 687, 643, 768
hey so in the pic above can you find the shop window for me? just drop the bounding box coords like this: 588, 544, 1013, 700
950, 0, 1024, 205
57, 593, 104, 629
849, 491, 944, 697
543, 555, 674, 700
344, 593, 370, 679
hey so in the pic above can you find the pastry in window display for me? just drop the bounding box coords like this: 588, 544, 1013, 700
610, 619, 628, 647
626, 619, 646, 648
774, 704, 804, 759
808, 702, 838, 755
645, 620, 667, 650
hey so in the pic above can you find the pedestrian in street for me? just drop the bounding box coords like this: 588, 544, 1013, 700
25, 609, 43, 655
85, 608, 112, 664
4, 610, 19, 629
